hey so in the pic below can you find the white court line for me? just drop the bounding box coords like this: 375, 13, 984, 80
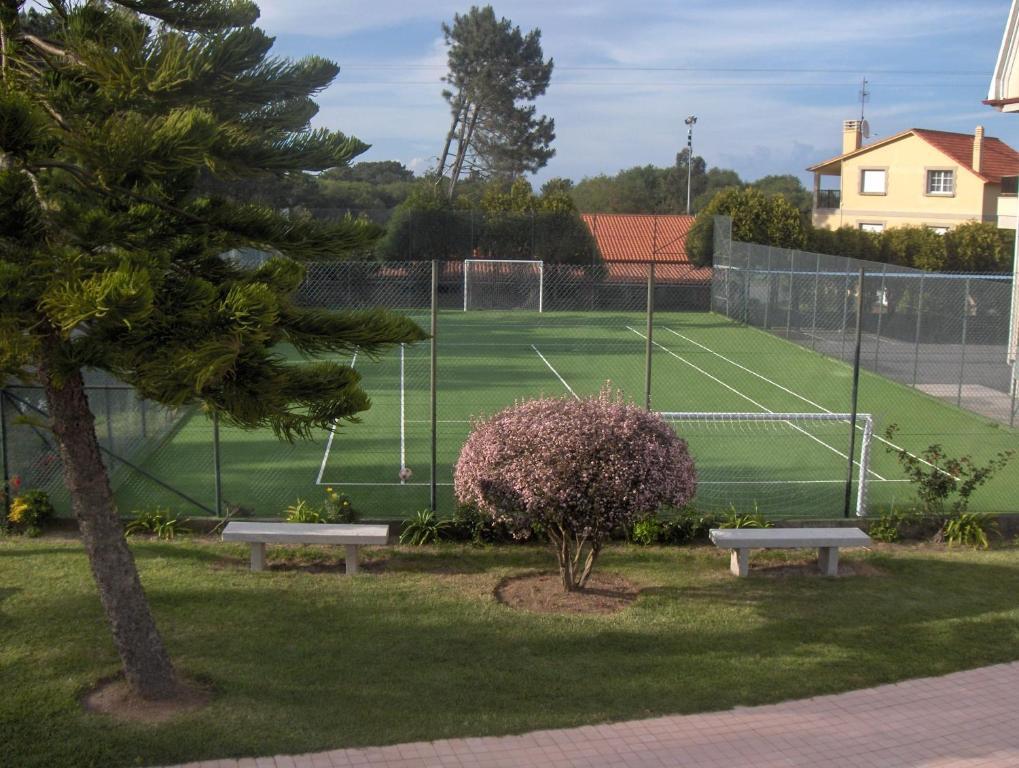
626, 326, 885, 480
399, 343, 407, 483
699, 479, 910, 485
531, 345, 580, 400
316, 351, 357, 485
662, 327, 954, 478
317, 481, 454, 487
407, 419, 470, 423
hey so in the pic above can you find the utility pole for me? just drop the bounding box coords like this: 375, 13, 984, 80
685, 115, 697, 215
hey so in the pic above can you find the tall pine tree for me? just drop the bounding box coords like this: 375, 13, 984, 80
0, 0, 425, 700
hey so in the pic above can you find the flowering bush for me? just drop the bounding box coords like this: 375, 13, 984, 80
7, 488, 55, 536
454, 388, 697, 591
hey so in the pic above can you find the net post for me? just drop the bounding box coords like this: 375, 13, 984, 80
912, 272, 925, 388
645, 261, 655, 411
957, 277, 970, 407
844, 267, 866, 519
430, 260, 438, 513
538, 261, 544, 313
212, 409, 222, 517
1, 389, 10, 521
855, 415, 873, 517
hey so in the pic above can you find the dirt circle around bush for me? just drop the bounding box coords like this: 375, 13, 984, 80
82, 675, 212, 724
495, 571, 641, 615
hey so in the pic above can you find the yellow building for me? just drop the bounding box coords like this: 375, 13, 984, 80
807, 121, 1019, 233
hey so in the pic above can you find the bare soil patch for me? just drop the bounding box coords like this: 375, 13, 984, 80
82, 675, 211, 724
495, 571, 641, 614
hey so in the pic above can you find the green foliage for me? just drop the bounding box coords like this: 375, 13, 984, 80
944, 222, 1015, 272
718, 508, 774, 529
884, 425, 1013, 516
284, 498, 326, 524
658, 508, 720, 544
399, 509, 449, 546
124, 508, 191, 540
750, 175, 813, 215
938, 512, 999, 549
630, 516, 662, 546
323, 487, 358, 524
686, 187, 807, 266
868, 508, 913, 543
6, 490, 54, 536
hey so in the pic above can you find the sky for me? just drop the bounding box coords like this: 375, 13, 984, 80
255, 0, 1017, 187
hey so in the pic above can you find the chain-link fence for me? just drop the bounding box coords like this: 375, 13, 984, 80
4, 230, 1018, 523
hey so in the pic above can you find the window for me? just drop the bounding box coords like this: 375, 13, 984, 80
926, 226, 949, 235
859, 222, 884, 233
926, 169, 954, 195
860, 169, 887, 194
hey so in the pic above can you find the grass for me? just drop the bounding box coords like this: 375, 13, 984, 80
80, 309, 1017, 522
3, 535, 1019, 767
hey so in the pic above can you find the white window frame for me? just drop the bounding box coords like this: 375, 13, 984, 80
859, 168, 887, 195
926, 225, 949, 235
859, 222, 885, 233
925, 168, 955, 197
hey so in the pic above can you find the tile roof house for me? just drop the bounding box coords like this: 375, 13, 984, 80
806, 121, 1019, 233
580, 213, 710, 283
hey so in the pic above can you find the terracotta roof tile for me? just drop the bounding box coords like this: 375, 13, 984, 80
912, 129, 1019, 183
581, 213, 695, 263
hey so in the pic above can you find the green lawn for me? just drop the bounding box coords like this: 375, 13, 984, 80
89, 309, 1018, 522
3, 536, 1019, 767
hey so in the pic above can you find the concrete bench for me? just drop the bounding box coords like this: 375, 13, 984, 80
709, 527, 872, 577
221, 521, 390, 574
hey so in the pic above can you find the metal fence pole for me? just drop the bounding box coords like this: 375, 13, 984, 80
103, 387, 115, 469
212, 410, 222, 517
645, 262, 655, 411
810, 253, 821, 350
957, 277, 971, 407
430, 260, 438, 513
1011, 369, 1017, 428
742, 265, 750, 325
873, 265, 887, 370
840, 267, 852, 360
139, 396, 148, 438
763, 247, 772, 330
785, 250, 794, 337
844, 267, 866, 519
911, 273, 925, 388
1, 390, 10, 520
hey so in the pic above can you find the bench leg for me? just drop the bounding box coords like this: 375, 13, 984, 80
818, 546, 839, 576
250, 542, 266, 572
345, 544, 359, 575
730, 548, 750, 577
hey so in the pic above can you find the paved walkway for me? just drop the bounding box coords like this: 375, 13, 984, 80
168, 662, 1019, 768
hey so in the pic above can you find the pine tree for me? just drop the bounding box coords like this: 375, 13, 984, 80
0, 1, 425, 700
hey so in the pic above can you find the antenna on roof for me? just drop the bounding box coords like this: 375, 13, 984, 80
859, 77, 870, 123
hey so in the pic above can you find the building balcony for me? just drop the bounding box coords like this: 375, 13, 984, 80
815, 189, 841, 210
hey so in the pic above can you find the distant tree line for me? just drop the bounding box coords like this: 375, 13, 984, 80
686, 187, 1015, 273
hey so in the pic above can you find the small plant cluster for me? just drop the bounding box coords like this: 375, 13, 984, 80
455, 388, 697, 591
124, 508, 191, 541
5, 478, 54, 536
629, 507, 772, 546
285, 488, 359, 524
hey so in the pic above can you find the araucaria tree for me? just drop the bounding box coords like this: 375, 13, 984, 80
454, 390, 697, 591
0, 1, 424, 700
435, 5, 555, 198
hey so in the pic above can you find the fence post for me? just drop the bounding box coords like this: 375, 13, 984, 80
1011, 367, 1017, 428
840, 267, 852, 360
430, 260, 438, 513
1, 390, 10, 520
742, 263, 750, 326
911, 272, 925, 388
644, 262, 655, 411
844, 267, 866, 519
103, 387, 115, 470
763, 247, 772, 330
212, 410, 222, 517
785, 250, 794, 337
957, 277, 971, 407
810, 253, 820, 350
139, 396, 148, 438
873, 265, 887, 370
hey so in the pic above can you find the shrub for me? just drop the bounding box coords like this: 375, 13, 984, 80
399, 509, 448, 545
323, 487, 358, 523
124, 508, 191, 540
6, 489, 54, 536
884, 425, 1013, 516
658, 507, 719, 545
454, 387, 697, 591
718, 508, 773, 529
631, 516, 662, 546
936, 512, 999, 549
285, 498, 325, 523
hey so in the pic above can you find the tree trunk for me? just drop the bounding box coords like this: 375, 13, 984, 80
435, 94, 465, 184
447, 103, 481, 199
40, 349, 179, 700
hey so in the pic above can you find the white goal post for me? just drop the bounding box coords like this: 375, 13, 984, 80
463, 259, 544, 312
658, 411, 875, 517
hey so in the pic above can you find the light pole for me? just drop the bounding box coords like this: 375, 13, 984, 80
684, 115, 698, 215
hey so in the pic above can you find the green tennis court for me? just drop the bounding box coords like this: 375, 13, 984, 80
113, 310, 1018, 520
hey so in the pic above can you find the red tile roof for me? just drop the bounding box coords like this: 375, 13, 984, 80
581, 213, 696, 263
912, 129, 1019, 183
